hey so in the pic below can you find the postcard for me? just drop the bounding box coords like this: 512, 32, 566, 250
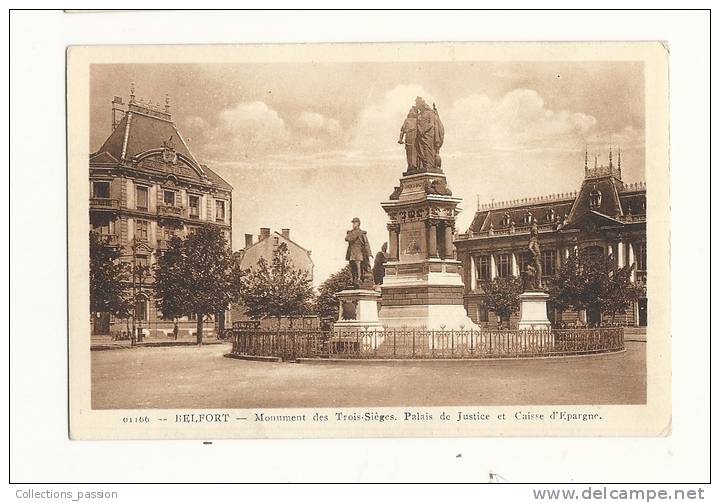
67, 42, 671, 439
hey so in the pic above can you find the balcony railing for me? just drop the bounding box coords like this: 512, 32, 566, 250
457, 222, 557, 240
97, 233, 120, 247
90, 197, 119, 210
157, 204, 187, 219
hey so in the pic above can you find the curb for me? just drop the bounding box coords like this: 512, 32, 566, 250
223, 353, 282, 363
91, 340, 230, 351
257, 348, 627, 365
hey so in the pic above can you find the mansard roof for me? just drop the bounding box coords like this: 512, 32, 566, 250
469, 196, 575, 233
90, 102, 233, 193
466, 178, 646, 236
92, 110, 198, 164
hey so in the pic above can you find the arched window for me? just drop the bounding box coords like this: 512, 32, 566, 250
523, 211, 533, 225
544, 209, 555, 223
501, 213, 511, 227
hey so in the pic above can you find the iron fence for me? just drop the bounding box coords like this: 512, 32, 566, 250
229, 327, 624, 361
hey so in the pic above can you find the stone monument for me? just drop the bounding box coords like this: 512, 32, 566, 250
333, 217, 384, 349
379, 98, 477, 330
517, 222, 552, 331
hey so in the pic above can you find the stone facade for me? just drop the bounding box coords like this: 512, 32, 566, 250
454, 150, 647, 328
89, 90, 233, 338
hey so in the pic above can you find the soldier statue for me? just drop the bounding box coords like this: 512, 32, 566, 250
345, 217, 373, 288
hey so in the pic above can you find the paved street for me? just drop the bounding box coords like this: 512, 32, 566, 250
91, 342, 646, 409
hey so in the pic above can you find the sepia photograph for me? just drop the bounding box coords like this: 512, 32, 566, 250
10, 7, 711, 490
67, 42, 671, 440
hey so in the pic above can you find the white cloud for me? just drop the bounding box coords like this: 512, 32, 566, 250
188, 103, 349, 162
183, 115, 210, 131
189, 88, 640, 174
350, 84, 438, 154
296, 111, 341, 136
191, 101, 290, 161
442, 89, 598, 153
346, 85, 602, 166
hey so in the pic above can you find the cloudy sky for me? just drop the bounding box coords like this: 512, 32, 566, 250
90, 62, 645, 285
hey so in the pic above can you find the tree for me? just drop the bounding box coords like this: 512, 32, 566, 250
154, 226, 241, 344
547, 249, 642, 326
546, 252, 581, 323
236, 242, 315, 327
89, 231, 132, 318
482, 276, 523, 328
315, 265, 353, 321
604, 264, 643, 323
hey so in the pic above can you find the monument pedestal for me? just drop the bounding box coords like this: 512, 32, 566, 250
332, 289, 384, 351
378, 171, 478, 331
517, 291, 553, 331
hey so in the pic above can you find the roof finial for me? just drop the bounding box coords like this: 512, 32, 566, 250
584, 145, 588, 172
164, 93, 170, 114
609, 145, 613, 168
617, 146, 621, 169
129, 82, 136, 103
477, 194, 480, 212
594, 153, 598, 169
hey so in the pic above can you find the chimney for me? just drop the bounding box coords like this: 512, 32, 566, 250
259, 228, 271, 240
244, 233, 253, 249
281, 228, 290, 240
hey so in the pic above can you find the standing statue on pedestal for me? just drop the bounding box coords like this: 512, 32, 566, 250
397, 97, 444, 173
523, 222, 543, 291
373, 242, 388, 286
398, 106, 418, 172
345, 217, 374, 289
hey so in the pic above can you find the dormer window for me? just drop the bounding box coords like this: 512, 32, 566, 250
523, 211, 533, 225
501, 213, 511, 227
589, 185, 602, 209
544, 209, 555, 223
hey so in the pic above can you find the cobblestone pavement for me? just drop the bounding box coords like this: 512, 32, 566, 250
91, 342, 646, 409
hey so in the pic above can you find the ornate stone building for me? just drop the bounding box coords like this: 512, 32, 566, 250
89, 88, 233, 338
454, 150, 647, 328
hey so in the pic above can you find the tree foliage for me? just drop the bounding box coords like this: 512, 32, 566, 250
482, 276, 523, 326
154, 225, 242, 344
315, 265, 353, 320
89, 231, 132, 317
236, 242, 315, 325
547, 249, 642, 325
